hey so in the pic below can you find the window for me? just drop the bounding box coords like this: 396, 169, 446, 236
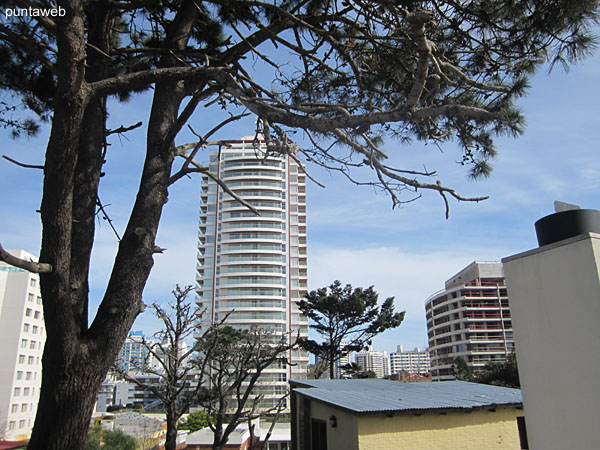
21, 339, 27, 348
311, 419, 327, 450
23, 323, 30, 332
34, 311, 41, 319
32, 326, 38, 334
21, 404, 27, 412
28, 293, 34, 302
23, 388, 30, 396
18, 355, 25, 364
517, 416, 529, 449
37, 296, 42, 304
11, 404, 18, 413
14, 388, 20, 396
18, 420, 25, 429
26, 372, 32, 380
16, 371, 23, 380
8, 422, 15, 430
28, 356, 34, 365
25, 308, 32, 317
30, 278, 36, 287
30, 340, 36, 349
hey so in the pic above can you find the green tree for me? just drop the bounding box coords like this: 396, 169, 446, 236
452, 357, 474, 381
475, 353, 520, 388
0, 2, 598, 449
343, 363, 378, 379
179, 411, 210, 433
102, 429, 137, 450
298, 281, 404, 379
84, 426, 136, 450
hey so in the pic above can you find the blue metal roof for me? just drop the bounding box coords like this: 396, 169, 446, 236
290, 379, 522, 414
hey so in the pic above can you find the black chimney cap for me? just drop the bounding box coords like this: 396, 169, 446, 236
535, 209, 600, 247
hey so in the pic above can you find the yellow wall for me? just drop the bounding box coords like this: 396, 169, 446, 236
356, 407, 522, 450
310, 400, 359, 450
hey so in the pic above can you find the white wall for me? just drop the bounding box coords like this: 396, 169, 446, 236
503, 233, 600, 450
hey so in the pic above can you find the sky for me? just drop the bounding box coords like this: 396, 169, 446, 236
1, 44, 599, 355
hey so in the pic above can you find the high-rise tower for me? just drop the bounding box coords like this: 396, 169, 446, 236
425, 261, 514, 381
196, 137, 309, 407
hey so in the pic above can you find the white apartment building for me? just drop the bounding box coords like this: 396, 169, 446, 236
116, 330, 154, 373
196, 137, 309, 409
355, 348, 390, 379
389, 345, 431, 375
0, 249, 46, 440
425, 261, 514, 381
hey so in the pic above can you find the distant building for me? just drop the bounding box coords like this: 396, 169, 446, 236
116, 331, 153, 374
354, 348, 390, 378
389, 346, 430, 375
335, 349, 354, 379
0, 250, 46, 441
425, 261, 514, 381
290, 379, 525, 450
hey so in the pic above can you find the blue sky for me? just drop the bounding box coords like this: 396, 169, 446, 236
1, 48, 599, 354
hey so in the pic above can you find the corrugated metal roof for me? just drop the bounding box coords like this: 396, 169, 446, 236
290, 379, 522, 414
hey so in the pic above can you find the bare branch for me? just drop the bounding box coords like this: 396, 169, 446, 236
106, 121, 143, 136
2, 155, 44, 170
0, 244, 53, 273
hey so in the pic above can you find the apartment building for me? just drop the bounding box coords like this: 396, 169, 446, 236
116, 330, 154, 374
0, 250, 46, 440
389, 346, 431, 375
425, 261, 514, 381
196, 137, 309, 408
355, 348, 390, 379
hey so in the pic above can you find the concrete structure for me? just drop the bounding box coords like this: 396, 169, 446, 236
116, 330, 154, 373
425, 261, 514, 381
354, 348, 390, 378
503, 210, 600, 450
0, 250, 46, 441
196, 137, 309, 408
389, 346, 431, 375
290, 379, 525, 450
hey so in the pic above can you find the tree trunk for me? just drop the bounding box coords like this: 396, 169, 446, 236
29, 339, 111, 449
165, 408, 178, 450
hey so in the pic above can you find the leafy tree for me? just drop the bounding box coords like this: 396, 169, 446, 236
452, 357, 474, 381
102, 429, 137, 450
0, 1, 598, 449
298, 281, 404, 379
84, 425, 136, 450
114, 285, 201, 450
355, 370, 378, 379
178, 411, 210, 433
475, 353, 520, 388
341, 363, 377, 379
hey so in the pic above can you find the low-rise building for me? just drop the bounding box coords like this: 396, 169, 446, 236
290, 379, 526, 450
186, 420, 290, 450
